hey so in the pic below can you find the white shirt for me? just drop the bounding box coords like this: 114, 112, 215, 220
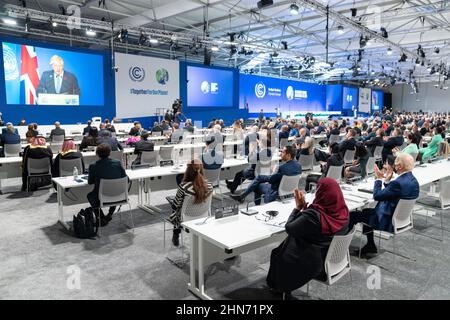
54, 71, 64, 93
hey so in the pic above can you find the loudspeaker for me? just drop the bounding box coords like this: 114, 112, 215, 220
384, 92, 392, 109
257, 0, 273, 9
204, 48, 211, 66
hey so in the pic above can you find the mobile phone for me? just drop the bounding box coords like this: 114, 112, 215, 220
75, 178, 84, 183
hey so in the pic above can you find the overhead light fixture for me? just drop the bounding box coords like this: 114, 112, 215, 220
24, 14, 30, 32
86, 28, 96, 37
211, 45, 219, 52
117, 28, 128, 42
351, 8, 357, 17
281, 41, 288, 50
290, 3, 299, 15
434, 47, 440, 54
2, 18, 17, 25
337, 25, 344, 34
366, 39, 372, 46
149, 38, 158, 44
359, 35, 367, 48
380, 27, 388, 38
387, 47, 392, 55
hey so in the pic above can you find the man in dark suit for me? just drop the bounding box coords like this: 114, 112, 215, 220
36, 55, 80, 97
49, 121, 65, 140
338, 128, 357, 156
348, 153, 419, 255
0, 123, 21, 156
83, 120, 92, 136
151, 122, 163, 134
258, 109, 264, 122
129, 121, 143, 137
382, 128, 404, 162
364, 128, 385, 156
231, 145, 301, 205
97, 129, 123, 151
132, 131, 155, 166
87, 143, 127, 226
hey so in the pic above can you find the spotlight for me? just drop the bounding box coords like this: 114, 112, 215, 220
149, 38, 158, 44
380, 27, 388, 38
138, 32, 147, 45
117, 28, 128, 42
211, 45, 219, 52
359, 35, 367, 48
337, 25, 344, 34
351, 8, 357, 17
281, 41, 288, 50
290, 3, 299, 15
430, 66, 436, 75
434, 47, 440, 54
415, 58, 421, 65
48, 17, 56, 33
366, 38, 372, 46
86, 28, 96, 37
398, 53, 407, 62
427, 64, 432, 71
387, 47, 392, 55
24, 14, 30, 32
2, 18, 17, 25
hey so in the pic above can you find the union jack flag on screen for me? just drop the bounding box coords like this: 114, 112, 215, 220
20, 45, 40, 105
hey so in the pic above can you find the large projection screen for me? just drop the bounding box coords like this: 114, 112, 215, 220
358, 87, 371, 113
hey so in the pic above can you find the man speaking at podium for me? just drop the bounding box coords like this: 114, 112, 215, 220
36, 55, 80, 97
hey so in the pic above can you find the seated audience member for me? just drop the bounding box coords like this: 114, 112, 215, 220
183, 119, 195, 133
411, 124, 422, 147
132, 131, 155, 166
21, 136, 53, 191
97, 129, 123, 151
315, 121, 326, 134
344, 142, 370, 180
418, 126, 444, 162
151, 122, 163, 134
226, 136, 272, 194
49, 121, 65, 140
348, 153, 419, 255
160, 120, 171, 131
202, 136, 224, 171
83, 120, 92, 136
52, 139, 85, 178
80, 127, 99, 151
305, 143, 344, 192
290, 123, 301, 137
294, 128, 314, 159
266, 181, 349, 297
230, 146, 301, 205
393, 133, 419, 159
420, 121, 431, 136
25, 124, 38, 143
338, 128, 357, 156
245, 126, 259, 156
382, 128, 404, 162
17, 119, 26, 126
364, 128, 385, 156
278, 125, 289, 147
169, 123, 184, 143
87, 143, 127, 226
168, 160, 213, 246
104, 119, 116, 133
1, 123, 21, 154
129, 121, 143, 136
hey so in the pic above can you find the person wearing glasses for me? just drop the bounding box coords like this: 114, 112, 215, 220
347, 153, 419, 256
230, 145, 301, 205
266, 179, 349, 298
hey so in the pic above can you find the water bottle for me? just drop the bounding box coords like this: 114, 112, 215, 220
73, 167, 79, 180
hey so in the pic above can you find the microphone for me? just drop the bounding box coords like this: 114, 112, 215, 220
240, 196, 262, 215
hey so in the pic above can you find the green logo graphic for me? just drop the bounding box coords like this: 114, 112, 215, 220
156, 68, 169, 85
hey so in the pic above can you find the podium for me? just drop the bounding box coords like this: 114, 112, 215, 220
38, 94, 79, 106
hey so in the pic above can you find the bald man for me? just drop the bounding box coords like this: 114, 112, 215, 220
348, 153, 419, 256
37, 55, 80, 97
49, 121, 65, 140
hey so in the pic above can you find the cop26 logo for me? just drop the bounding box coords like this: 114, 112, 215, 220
129, 66, 145, 82
255, 82, 266, 98
346, 94, 353, 103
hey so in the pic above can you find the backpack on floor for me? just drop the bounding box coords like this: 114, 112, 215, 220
73, 208, 99, 239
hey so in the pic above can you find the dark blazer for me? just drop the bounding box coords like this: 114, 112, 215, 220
87, 158, 127, 208
50, 128, 65, 140
370, 172, 419, 232
1, 131, 21, 147
364, 136, 384, 156
338, 137, 356, 155
97, 135, 123, 151
382, 136, 404, 160
278, 131, 289, 142
79, 136, 99, 150
269, 159, 301, 191
129, 127, 142, 137
202, 149, 224, 170
52, 151, 85, 177
83, 125, 92, 136
266, 208, 348, 292
151, 125, 163, 133
36, 70, 80, 95
322, 153, 344, 176
133, 139, 155, 165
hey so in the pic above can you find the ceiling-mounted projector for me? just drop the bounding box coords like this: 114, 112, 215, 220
257, 0, 274, 9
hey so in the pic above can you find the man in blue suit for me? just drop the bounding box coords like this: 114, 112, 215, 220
348, 153, 419, 256
231, 145, 301, 205
36, 55, 80, 97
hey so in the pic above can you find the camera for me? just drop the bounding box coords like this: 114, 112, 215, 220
172, 99, 182, 113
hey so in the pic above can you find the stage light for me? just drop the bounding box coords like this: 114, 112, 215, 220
387, 47, 392, 55
86, 28, 96, 37
380, 27, 388, 38
415, 58, 421, 65
290, 3, 299, 15
434, 47, 440, 54
281, 41, 288, 50
211, 45, 219, 52
149, 38, 158, 44
351, 8, 357, 17
24, 14, 30, 32
337, 25, 344, 34
138, 32, 147, 45
117, 28, 128, 42
366, 38, 372, 46
398, 53, 407, 62
2, 18, 17, 25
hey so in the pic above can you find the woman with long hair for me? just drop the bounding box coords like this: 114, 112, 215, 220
266, 178, 349, 297
168, 159, 213, 246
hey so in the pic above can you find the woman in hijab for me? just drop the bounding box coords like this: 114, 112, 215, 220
21, 136, 53, 191
266, 178, 349, 297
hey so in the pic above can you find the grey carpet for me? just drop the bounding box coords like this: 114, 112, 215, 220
0, 178, 449, 300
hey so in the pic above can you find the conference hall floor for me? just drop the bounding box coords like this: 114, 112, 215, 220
0, 176, 449, 300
